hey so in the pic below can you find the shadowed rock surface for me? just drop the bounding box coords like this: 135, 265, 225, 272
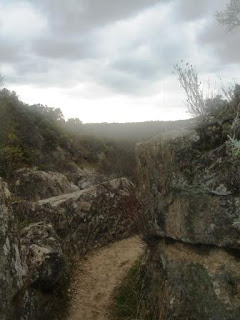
1, 175, 138, 319
0, 178, 67, 320
74, 167, 109, 190
16, 178, 138, 255
0, 178, 24, 320
12, 168, 79, 200
20, 222, 65, 291
136, 122, 240, 319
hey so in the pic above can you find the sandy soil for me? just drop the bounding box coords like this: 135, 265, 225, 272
67, 236, 144, 320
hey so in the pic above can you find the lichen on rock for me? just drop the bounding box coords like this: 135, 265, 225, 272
136, 123, 240, 319
0, 178, 24, 320
12, 168, 79, 201
17, 177, 138, 255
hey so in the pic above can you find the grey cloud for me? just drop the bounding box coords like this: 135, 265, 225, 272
111, 57, 160, 79
98, 69, 150, 95
32, 36, 98, 60
174, 0, 228, 21
100, 26, 191, 92
30, 0, 161, 34
2, 0, 238, 101
0, 40, 23, 62
199, 20, 240, 64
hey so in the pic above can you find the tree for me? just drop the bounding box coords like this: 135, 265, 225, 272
174, 61, 206, 119
216, 0, 240, 31
65, 118, 83, 134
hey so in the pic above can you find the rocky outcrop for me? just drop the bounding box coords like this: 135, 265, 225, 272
74, 167, 109, 190
0, 178, 66, 320
136, 124, 240, 319
16, 178, 137, 255
20, 222, 65, 291
0, 178, 24, 320
12, 168, 78, 200
139, 240, 240, 320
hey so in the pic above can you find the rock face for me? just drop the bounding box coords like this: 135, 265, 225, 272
0, 178, 66, 320
136, 124, 240, 319
20, 222, 65, 291
75, 167, 109, 190
0, 178, 24, 320
17, 178, 137, 255
1, 168, 137, 319
12, 168, 78, 200
140, 240, 240, 320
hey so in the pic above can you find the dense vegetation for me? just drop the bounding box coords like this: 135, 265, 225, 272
0, 89, 137, 180
0, 89, 65, 178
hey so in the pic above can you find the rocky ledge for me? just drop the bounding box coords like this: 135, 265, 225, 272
12, 168, 79, 201
1, 174, 137, 319
15, 177, 137, 255
136, 123, 240, 319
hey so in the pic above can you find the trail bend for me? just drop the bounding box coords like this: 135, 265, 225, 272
67, 236, 144, 320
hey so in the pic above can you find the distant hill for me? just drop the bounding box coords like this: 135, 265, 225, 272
0, 88, 193, 181
81, 119, 193, 142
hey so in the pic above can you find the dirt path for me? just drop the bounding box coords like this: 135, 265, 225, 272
67, 237, 144, 320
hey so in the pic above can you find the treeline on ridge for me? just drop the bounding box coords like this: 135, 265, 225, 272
0, 89, 137, 180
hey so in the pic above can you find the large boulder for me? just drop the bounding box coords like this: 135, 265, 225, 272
0, 178, 24, 320
20, 222, 65, 291
0, 178, 66, 320
136, 129, 240, 250
17, 178, 138, 254
75, 167, 109, 190
12, 168, 78, 200
139, 239, 240, 320
136, 122, 240, 319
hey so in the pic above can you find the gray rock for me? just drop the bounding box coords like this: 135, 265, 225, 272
0, 178, 24, 320
12, 168, 78, 200
139, 239, 240, 320
76, 167, 109, 190
136, 123, 240, 319
19, 178, 138, 255
0, 178, 66, 320
20, 222, 65, 291
136, 131, 240, 249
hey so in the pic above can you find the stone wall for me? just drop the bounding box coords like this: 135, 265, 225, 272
136, 125, 240, 319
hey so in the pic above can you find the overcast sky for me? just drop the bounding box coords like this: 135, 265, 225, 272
1, 0, 239, 123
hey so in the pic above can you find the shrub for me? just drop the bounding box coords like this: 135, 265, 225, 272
174, 61, 206, 119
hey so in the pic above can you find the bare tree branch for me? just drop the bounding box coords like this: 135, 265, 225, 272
173, 61, 206, 120
216, 0, 240, 31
